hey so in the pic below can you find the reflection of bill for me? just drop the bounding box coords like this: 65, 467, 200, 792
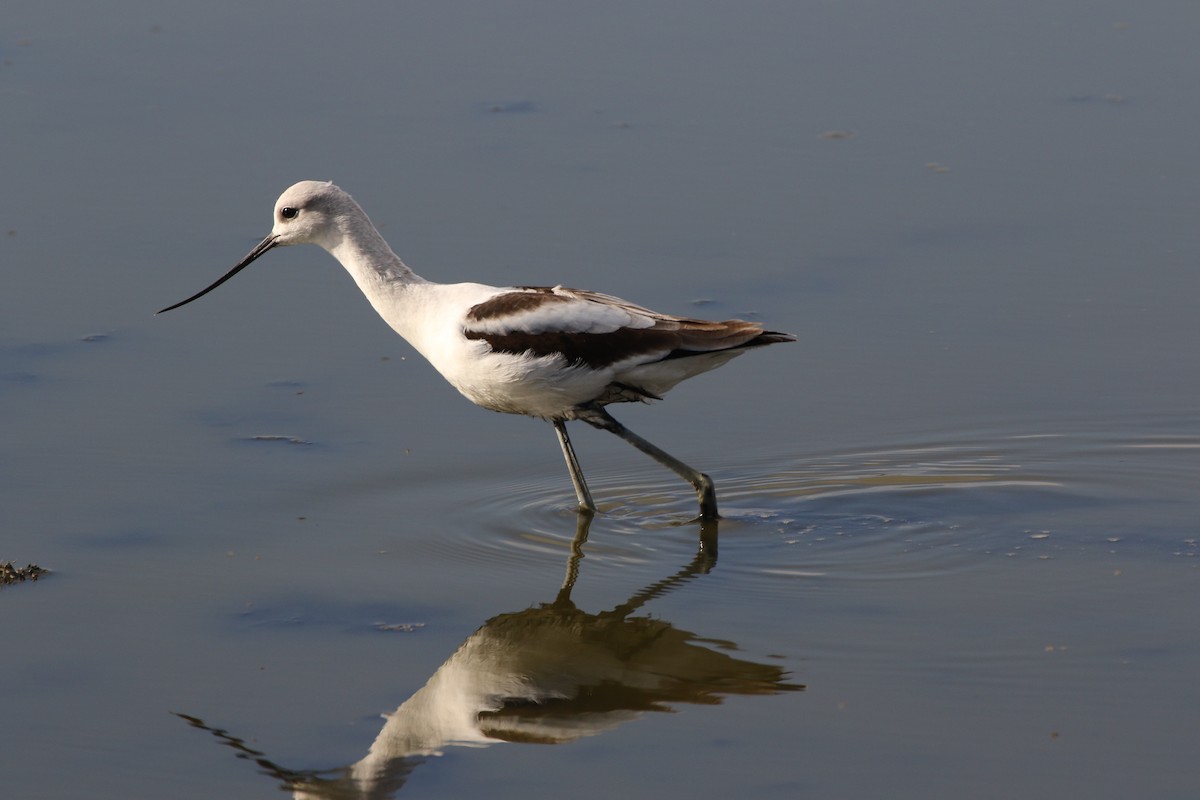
177, 518, 803, 799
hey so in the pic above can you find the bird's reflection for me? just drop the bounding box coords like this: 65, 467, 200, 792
176, 517, 802, 799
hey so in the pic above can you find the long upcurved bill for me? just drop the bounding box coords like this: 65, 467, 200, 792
157, 233, 279, 314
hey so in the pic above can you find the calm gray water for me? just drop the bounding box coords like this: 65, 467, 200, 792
3, 2, 1199, 798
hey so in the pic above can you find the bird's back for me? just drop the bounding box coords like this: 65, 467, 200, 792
425, 284, 793, 418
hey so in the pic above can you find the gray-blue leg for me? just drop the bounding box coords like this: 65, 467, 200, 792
575, 406, 719, 521
553, 420, 596, 515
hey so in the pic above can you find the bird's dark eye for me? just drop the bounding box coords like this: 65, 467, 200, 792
280, 207, 298, 219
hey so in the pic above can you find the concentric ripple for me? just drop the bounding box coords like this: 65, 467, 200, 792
409, 414, 1200, 594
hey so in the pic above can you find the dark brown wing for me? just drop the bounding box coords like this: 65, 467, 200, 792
464, 286, 793, 369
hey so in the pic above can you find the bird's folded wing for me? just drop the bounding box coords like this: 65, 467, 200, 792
463, 286, 779, 369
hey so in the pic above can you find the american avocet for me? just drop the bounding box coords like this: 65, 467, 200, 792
159, 181, 794, 519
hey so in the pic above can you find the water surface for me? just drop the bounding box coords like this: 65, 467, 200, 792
3, 2, 1199, 799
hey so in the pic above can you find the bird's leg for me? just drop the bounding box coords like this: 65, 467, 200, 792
575, 405, 719, 521
553, 420, 596, 515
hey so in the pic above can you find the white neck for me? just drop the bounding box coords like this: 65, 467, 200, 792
325, 210, 428, 287
319, 215, 441, 352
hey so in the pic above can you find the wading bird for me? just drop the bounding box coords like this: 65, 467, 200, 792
159, 182, 793, 519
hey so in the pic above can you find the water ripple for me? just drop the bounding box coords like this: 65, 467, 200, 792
411, 416, 1200, 593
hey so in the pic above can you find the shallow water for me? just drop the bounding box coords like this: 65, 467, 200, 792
4, 2, 1200, 799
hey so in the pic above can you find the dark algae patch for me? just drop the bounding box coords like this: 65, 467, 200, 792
0, 561, 49, 586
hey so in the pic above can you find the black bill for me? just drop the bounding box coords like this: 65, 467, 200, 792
157, 233, 280, 314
